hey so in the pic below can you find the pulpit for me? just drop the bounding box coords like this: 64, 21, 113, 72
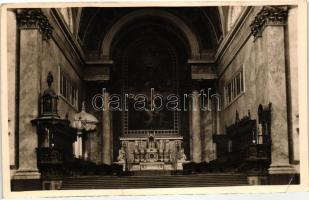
31, 72, 76, 178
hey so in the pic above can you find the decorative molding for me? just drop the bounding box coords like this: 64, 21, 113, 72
50, 8, 85, 62
250, 6, 288, 38
215, 7, 252, 62
16, 9, 53, 40
215, 7, 264, 80
33, 8, 85, 81
190, 63, 217, 80
215, 7, 254, 79
83, 66, 110, 81
48, 8, 85, 78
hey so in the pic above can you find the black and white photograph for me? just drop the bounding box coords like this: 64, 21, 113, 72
0, 0, 308, 197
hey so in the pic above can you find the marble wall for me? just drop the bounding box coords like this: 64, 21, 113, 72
7, 10, 17, 168
218, 36, 257, 132
217, 7, 259, 133
40, 36, 83, 122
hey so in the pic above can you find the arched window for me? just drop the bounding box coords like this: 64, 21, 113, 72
59, 8, 74, 33
227, 6, 243, 32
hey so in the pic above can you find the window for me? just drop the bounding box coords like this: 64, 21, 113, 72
227, 6, 244, 32
59, 69, 79, 109
224, 66, 245, 107
59, 8, 74, 33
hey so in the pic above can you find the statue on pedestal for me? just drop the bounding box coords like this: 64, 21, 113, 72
117, 145, 126, 162
148, 135, 156, 149
178, 148, 187, 162
134, 141, 140, 163
158, 140, 164, 161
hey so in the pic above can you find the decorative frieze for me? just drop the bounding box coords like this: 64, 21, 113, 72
250, 6, 288, 38
16, 8, 53, 40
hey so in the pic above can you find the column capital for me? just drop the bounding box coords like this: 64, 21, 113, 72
16, 8, 53, 40
250, 6, 288, 38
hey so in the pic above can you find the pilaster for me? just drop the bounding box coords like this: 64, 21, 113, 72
250, 6, 295, 183
12, 8, 53, 190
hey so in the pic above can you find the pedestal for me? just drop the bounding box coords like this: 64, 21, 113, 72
11, 170, 41, 191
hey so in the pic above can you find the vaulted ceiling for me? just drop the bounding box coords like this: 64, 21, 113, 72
77, 7, 224, 57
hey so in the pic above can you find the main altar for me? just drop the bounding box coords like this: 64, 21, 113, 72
112, 39, 190, 172
115, 133, 188, 171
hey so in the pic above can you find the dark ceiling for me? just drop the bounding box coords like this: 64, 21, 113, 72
78, 7, 223, 54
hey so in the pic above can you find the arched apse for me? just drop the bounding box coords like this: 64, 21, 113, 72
100, 9, 201, 60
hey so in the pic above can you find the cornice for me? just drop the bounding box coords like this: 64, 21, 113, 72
215, 7, 263, 79
40, 8, 85, 79
49, 8, 86, 64
215, 7, 253, 63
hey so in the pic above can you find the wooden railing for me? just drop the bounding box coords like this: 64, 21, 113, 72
212, 116, 271, 172
37, 147, 64, 165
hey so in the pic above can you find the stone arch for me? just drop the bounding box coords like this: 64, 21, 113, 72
100, 9, 201, 60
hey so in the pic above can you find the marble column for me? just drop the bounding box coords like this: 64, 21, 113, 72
7, 10, 17, 168
202, 109, 214, 162
251, 6, 294, 178
73, 136, 79, 158
102, 87, 112, 164
83, 134, 90, 160
191, 89, 202, 163
74, 135, 83, 158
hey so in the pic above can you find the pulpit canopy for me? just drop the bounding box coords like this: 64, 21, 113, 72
71, 102, 98, 132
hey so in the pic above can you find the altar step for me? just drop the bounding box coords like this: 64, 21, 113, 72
131, 170, 172, 176
60, 173, 249, 190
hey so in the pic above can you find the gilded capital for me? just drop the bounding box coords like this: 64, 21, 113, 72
250, 6, 288, 38
16, 8, 53, 40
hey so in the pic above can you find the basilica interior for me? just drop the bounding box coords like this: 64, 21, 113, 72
6, 5, 300, 190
